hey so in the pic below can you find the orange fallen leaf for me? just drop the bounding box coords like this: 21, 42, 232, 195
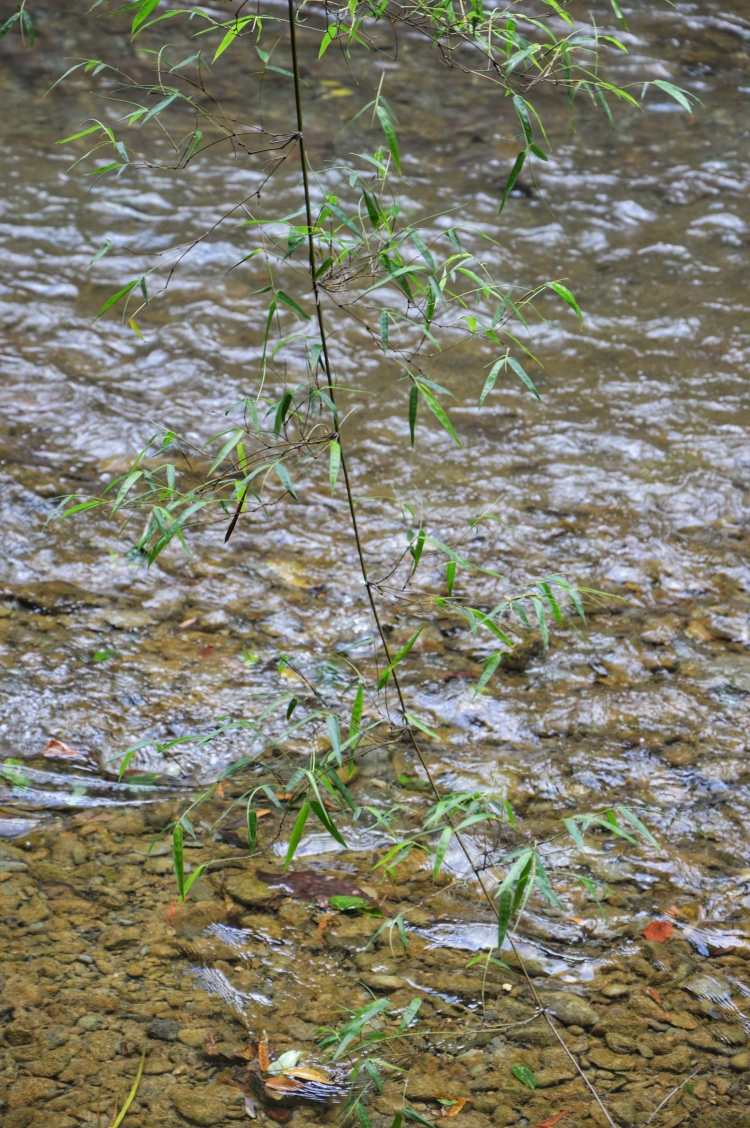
264, 1077, 304, 1095
42, 739, 84, 758
665, 904, 680, 918
643, 920, 674, 942
281, 1067, 332, 1084
646, 987, 663, 1006
163, 900, 183, 927
258, 1030, 270, 1073
316, 913, 336, 940
233, 1045, 256, 1062
536, 1114, 568, 1128
441, 1098, 469, 1118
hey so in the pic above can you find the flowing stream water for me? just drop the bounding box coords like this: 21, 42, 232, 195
2, 3, 750, 1128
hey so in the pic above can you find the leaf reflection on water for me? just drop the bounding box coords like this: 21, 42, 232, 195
187, 965, 273, 1013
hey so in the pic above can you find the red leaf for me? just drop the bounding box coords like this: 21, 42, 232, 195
646, 987, 663, 1006
643, 920, 674, 942
536, 1114, 568, 1128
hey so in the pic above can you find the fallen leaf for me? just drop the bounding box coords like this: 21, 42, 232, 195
39, 880, 85, 900
179, 617, 198, 629
536, 1114, 568, 1128
244, 1096, 256, 1119
258, 1030, 270, 1073
264, 1077, 304, 1095
439, 1098, 469, 1118
665, 904, 680, 918
266, 1109, 292, 1123
643, 920, 675, 942
256, 869, 384, 912
41, 739, 84, 758
163, 901, 183, 927
200, 646, 215, 658
281, 1067, 332, 1085
234, 1045, 256, 1062
646, 987, 663, 1006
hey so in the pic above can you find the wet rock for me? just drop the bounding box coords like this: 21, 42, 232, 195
361, 973, 407, 992
99, 925, 141, 950
5, 1026, 34, 1045
604, 1031, 637, 1053
588, 1046, 638, 1072
6, 1077, 61, 1107
171, 900, 226, 939
105, 609, 155, 630
730, 1051, 750, 1071
170, 1083, 239, 1125
608, 1095, 652, 1127
655, 1045, 694, 1072
178, 1027, 211, 1047
540, 992, 598, 1027
599, 981, 629, 999
76, 1014, 101, 1031
222, 871, 276, 908
26, 1049, 74, 1078
150, 1017, 182, 1041
693, 1113, 750, 1128
534, 1067, 575, 1087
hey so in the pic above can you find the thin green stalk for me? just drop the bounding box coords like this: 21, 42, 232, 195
284, 9, 615, 1126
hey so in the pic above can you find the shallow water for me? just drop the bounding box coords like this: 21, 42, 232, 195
2, 2, 750, 1126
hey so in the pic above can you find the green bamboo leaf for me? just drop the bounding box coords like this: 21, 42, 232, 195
93, 279, 139, 322
209, 430, 243, 474
531, 596, 548, 648
432, 826, 452, 880
408, 384, 418, 448
274, 391, 294, 440
379, 627, 423, 689
417, 383, 462, 448
546, 281, 583, 327
350, 682, 363, 740
247, 805, 258, 855
274, 460, 298, 500
647, 78, 698, 114
499, 151, 526, 215
446, 561, 456, 595
181, 862, 208, 900
327, 767, 356, 811
173, 822, 185, 899
609, 0, 628, 28
375, 104, 401, 174
507, 356, 541, 401
474, 652, 502, 696
380, 309, 389, 353
326, 714, 342, 764
319, 24, 337, 57
132, 0, 160, 33
276, 290, 311, 320
139, 91, 178, 125
496, 887, 512, 950
284, 801, 310, 869
563, 817, 586, 853
479, 358, 505, 406
0, 12, 20, 39
310, 799, 347, 847
404, 712, 441, 741
513, 95, 533, 147
616, 807, 661, 850
329, 440, 341, 495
